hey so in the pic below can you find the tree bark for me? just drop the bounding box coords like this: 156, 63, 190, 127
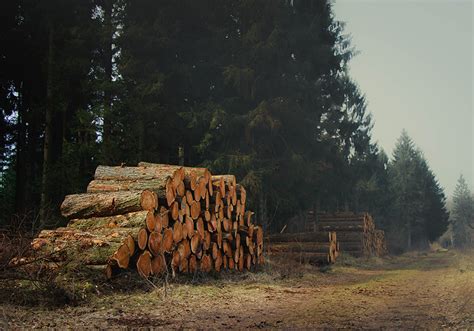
39, 22, 55, 225
60, 190, 150, 219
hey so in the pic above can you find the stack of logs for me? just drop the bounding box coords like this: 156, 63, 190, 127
309, 212, 387, 257
266, 231, 339, 264
31, 163, 264, 279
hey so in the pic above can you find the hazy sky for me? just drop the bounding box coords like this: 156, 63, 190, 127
333, 0, 473, 197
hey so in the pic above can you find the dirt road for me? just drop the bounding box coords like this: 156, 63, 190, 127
1, 250, 473, 329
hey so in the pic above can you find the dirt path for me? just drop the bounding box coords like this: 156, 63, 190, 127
1, 250, 473, 329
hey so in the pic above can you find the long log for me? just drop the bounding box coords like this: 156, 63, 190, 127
319, 225, 366, 232
87, 178, 169, 193
32, 227, 140, 266
60, 191, 154, 219
67, 210, 148, 231
268, 242, 335, 254
318, 221, 367, 228
331, 232, 365, 242
268, 251, 333, 264
94, 165, 176, 182
266, 232, 334, 243
138, 162, 212, 189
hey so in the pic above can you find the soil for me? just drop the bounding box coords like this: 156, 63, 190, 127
1, 249, 473, 329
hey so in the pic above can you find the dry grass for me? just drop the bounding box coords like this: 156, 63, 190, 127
1, 246, 473, 328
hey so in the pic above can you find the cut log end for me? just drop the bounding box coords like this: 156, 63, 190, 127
137, 251, 152, 278
140, 190, 158, 211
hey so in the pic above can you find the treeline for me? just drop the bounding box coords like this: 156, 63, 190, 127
0, 0, 449, 251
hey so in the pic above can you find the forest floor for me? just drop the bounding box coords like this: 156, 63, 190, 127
0, 249, 473, 329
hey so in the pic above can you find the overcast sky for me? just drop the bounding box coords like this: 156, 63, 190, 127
333, 0, 473, 197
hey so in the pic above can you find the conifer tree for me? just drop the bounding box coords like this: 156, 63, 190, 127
451, 175, 474, 247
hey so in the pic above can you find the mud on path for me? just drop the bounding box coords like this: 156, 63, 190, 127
1, 250, 473, 329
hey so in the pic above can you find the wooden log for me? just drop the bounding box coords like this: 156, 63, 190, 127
222, 218, 232, 232
266, 231, 334, 243
190, 201, 201, 220
87, 178, 170, 193
151, 254, 166, 275
214, 251, 223, 272
179, 255, 189, 273
318, 220, 366, 227
185, 216, 194, 239
170, 201, 180, 220
238, 246, 244, 271
171, 250, 181, 276
148, 231, 162, 256
137, 162, 212, 191
228, 256, 235, 270
200, 254, 212, 272
173, 221, 183, 243
162, 228, 174, 253
198, 179, 208, 200
332, 232, 365, 242
61, 191, 153, 219
146, 210, 156, 232
319, 224, 365, 232
137, 250, 152, 278
189, 254, 197, 273
268, 242, 335, 254
177, 240, 189, 259
211, 176, 225, 197
160, 207, 170, 228
196, 217, 205, 239
111, 244, 130, 269
269, 252, 332, 264
67, 210, 148, 231
223, 240, 232, 258
203, 231, 211, 251
93, 166, 176, 206
32, 228, 139, 266
137, 228, 148, 250
190, 232, 202, 254
211, 242, 219, 260
186, 190, 194, 204
176, 181, 185, 197
124, 234, 136, 256
94, 165, 175, 181
213, 175, 236, 190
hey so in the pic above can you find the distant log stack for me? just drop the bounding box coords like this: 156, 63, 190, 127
308, 212, 387, 257
266, 231, 339, 264
31, 163, 264, 279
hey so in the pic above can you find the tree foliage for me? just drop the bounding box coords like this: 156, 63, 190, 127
0, 0, 450, 251
387, 131, 449, 250
451, 174, 474, 247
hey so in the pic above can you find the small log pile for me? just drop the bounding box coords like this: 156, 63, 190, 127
308, 212, 387, 257
31, 163, 264, 279
266, 231, 339, 264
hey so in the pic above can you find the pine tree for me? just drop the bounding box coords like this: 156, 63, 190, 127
451, 175, 474, 247
388, 130, 448, 250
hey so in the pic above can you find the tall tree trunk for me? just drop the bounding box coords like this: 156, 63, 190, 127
137, 112, 144, 162
39, 23, 55, 226
102, 0, 113, 161
15, 82, 27, 213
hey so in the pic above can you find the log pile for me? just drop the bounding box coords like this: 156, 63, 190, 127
31, 163, 264, 279
308, 212, 387, 257
266, 231, 339, 264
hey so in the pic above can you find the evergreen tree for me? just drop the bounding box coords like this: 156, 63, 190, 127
451, 174, 474, 247
388, 130, 448, 250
